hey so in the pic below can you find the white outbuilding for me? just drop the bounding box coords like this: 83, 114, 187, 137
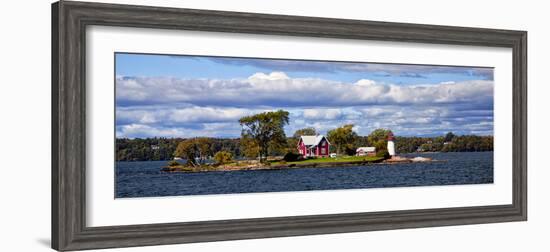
356, 147, 376, 156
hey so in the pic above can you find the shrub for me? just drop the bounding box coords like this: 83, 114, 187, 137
344, 145, 357, 156
283, 152, 302, 162
376, 149, 390, 159
214, 151, 233, 165
167, 160, 180, 167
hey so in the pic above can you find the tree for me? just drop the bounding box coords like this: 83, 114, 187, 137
367, 128, 392, 153
213, 151, 232, 165
174, 139, 201, 166
327, 124, 357, 155
240, 134, 260, 159
195, 137, 213, 164
444, 132, 456, 142
286, 137, 299, 154
117, 133, 494, 161
293, 127, 317, 138
239, 110, 290, 163
376, 149, 390, 159
373, 140, 387, 154
367, 128, 391, 145
173, 138, 213, 166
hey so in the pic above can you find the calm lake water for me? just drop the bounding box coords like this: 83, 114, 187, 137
115, 152, 493, 198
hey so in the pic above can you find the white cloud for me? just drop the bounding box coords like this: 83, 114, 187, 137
116, 108, 167, 124
116, 104, 494, 138
116, 72, 493, 108
117, 106, 264, 125
115, 72, 494, 138
169, 107, 253, 123
117, 123, 242, 139
354, 79, 377, 86
303, 109, 343, 120
248, 71, 289, 81
117, 124, 185, 138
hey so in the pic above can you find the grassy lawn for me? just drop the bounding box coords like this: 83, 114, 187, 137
272, 155, 383, 165
164, 155, 386, 172
223, 161, 251, 167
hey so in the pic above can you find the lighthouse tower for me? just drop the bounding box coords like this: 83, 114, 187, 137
387, 131, 396, 156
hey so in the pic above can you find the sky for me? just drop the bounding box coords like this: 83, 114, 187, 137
115, 53, 494, 139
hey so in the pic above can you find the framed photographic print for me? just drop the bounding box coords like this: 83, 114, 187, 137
52, 1, 527, 251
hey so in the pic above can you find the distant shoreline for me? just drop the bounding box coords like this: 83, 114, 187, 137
116, 135, 494, 162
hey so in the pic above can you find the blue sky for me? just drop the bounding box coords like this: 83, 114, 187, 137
115, 53, 494, 138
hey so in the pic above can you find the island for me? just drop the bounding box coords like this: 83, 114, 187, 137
161, 154, 437, 173
113, 110, 491, 173
161, 123, 434, 173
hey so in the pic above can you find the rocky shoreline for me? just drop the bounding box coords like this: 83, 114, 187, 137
161, 155, 437, 173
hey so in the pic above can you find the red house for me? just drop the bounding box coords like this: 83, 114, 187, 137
297, 135, 330, 158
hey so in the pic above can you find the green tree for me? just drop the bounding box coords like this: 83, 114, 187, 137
444, 132, 456, 142
367, 128, 392, 153
286, 137, 299, 154
293, 127, 317, 137
213, 151, 233, 165
376, 149, 390, 159
373, 140, 387, 154
327, 124, 357, 155
367, 128, 391, 145
116, 133, 494, 162
239, 110, 290, 163
419, 143, 433, 152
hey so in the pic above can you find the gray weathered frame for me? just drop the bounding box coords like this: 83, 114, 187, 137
52, 1, 527, 251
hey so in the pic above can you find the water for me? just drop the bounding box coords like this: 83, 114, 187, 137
116, 152, 493, 198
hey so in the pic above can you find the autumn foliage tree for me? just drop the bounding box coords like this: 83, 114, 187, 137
173, 137, 213, 166
239, 134, 260, 159
239, 110, 290, 163
213, 151, 233, 165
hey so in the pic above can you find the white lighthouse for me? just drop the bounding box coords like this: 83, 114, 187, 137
387, 131, 396, 156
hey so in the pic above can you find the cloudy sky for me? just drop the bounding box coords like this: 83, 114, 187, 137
115, 53, 494, 139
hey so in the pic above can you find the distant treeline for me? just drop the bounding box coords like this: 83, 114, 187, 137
116, 132, 493, 161
116, 137, 241, 161
393, 133, 493, 153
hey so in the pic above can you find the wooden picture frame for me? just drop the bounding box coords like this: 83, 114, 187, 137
52, 1, 527, 251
